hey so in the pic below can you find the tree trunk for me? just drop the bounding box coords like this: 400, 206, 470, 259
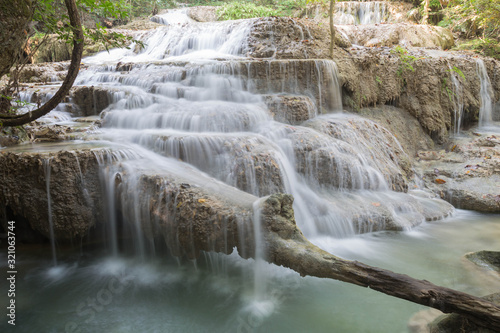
0, 0, 84, 127
423, 0, 430, 24
329, 0, 335, 58
0, 0, 33, 79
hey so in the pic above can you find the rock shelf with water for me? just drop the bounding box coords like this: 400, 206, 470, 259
2, 5, 500, 333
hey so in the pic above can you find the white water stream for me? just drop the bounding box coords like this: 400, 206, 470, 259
476, 59, 495, 128
335, 1, 388, 25
2, 9, 499, 333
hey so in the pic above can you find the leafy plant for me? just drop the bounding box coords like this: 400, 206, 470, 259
441, 77, 455, 103
217, 2, 280, 20
390, 45, 417, 77
454, 38, 500, 60
446, 66, 465, 80
440, 0, 500, 39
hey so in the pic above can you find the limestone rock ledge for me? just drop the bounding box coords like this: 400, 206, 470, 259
0, 145, 103, 240
0, 144, 262, 257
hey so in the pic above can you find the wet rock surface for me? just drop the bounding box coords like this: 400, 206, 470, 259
335, 48, 500, 143
0, 147, 103, 240
416, 131, 500, 212
337, 23, 454, 49
263, 94, 316, 125
0, 145, 274, 252
357, 105, 434, 156
187, 6, 217, 22
132, 132, 286, 196
70, 86, 111, 116
303, 115, 413, 191
465, 251, 500, 273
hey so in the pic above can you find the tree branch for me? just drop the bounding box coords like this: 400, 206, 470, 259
0, 0, 83, 127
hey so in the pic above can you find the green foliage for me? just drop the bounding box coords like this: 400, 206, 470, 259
217, 2, 280, 20
446, 66, 465, 80
441, 77, 455, 103
390, 45, 417, 77
421, 0, 441, 11
276, 0, 308, 16
0, 94, 35, 114
122, 0, 176, 18
31, 1, 149, 52
437, 0, 500, 59
440, 0, 500, 38
455, 38, 500, 60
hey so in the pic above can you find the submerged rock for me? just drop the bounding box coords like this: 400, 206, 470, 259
408, 309, 443, 333
465, 251, 500, 273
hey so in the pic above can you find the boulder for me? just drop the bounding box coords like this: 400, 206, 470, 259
70, 85, 111, 116
465, 251, 500, 273
263, 94, 316, 125
187, 6, 218, 22
357, 105, 435, 156
303, 114, 413, 191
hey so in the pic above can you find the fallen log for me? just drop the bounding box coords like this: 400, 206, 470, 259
261, 194, 500, 331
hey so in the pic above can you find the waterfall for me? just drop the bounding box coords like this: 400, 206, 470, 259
476, 59, 494, 127
43, 158, 57, 266
252, 199, 267, 301
335, 1, 388, 25
150, 8, 194, 26
70, 11, 452, 263
448, 65, 464, 135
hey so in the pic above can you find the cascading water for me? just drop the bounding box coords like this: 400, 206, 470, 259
5, 8, 498, 332
72, 8, 453, 244
43, 158, 57, 267
335, 1, 388, 25
448, 65, 465, 135
476, 59, 495, 127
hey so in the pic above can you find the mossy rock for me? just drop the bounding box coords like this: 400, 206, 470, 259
465, 251, 500, 272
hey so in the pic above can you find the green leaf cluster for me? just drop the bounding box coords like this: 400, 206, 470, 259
31, 1, 155, 54
217, 2, 280, 20
438, 0, 500, 59
439, 0, 500, 39
390, 45, 417, 77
